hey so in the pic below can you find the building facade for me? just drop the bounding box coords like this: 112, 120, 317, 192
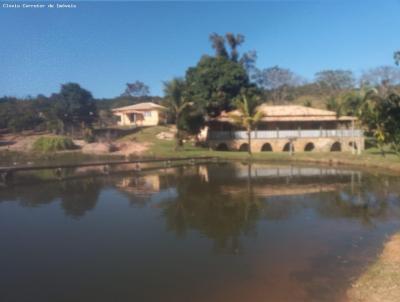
112, 102, 167, 127
207, 105, 364, 153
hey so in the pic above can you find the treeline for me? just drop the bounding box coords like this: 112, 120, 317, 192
161, 33, 400, 154
1, 33, 400, 154
0, 82, 161, 134
0, 84, 96, 134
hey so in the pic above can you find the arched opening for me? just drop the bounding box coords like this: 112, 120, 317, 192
239, 143, 249, 152
349, 141, 358, 150
304, 142, 315, 152
216, 143, 229, 151
283, 142, 294, 152
261, 143, 273, 152
330, 142, 342, 152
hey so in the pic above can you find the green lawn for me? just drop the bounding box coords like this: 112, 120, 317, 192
116, 126, 400, 172
2, 125, 400, 173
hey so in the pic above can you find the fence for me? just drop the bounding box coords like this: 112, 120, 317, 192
208, 129, 363, 140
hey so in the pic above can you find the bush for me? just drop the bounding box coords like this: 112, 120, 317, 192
33, 136, 76, 153
83, 128, 96, 143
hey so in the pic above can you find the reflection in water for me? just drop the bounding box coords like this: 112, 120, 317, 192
1, 177, 103, 218
0, 163, 400, 302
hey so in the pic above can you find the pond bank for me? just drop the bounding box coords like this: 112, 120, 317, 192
347, 233, 400, 302
3, 148, 400, 176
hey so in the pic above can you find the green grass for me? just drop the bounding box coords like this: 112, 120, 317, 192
32, 136, 77, 153
112, 126, 400, 173
2, 126, 400, 173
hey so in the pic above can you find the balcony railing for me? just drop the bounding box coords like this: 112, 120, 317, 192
208, 129, 363, 140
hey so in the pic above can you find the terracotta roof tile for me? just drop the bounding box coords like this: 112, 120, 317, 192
112, 102, 166, 112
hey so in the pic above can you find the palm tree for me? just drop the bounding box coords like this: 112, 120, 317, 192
395, 50, 400, 66
163, 78, 192, 150
358, 89, 387, 156
229, 94, 263, 155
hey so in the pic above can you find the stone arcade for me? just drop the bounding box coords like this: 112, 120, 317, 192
207, 105, 364, 153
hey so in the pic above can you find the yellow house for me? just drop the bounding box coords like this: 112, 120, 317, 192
112, 102, 167, 127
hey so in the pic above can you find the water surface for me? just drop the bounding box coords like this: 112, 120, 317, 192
1, 163, 400, 302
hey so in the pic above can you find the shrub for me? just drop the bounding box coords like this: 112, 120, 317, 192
33, 136, 76, 153
83, 128, 96, 143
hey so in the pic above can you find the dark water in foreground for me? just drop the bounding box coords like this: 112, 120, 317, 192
1, 163, 400, 302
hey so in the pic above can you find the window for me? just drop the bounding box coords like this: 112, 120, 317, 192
143, 111, 152, 117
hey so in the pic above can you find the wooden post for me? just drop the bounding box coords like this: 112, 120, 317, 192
1, 170, 14, 184
135, 162, 141, 171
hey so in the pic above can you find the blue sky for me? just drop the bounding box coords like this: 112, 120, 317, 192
0, 0, 399, 98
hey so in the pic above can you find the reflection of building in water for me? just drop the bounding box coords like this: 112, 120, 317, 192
114, 166, 202, 202
116, 174, 161, 197
222, 183, 344, 197
210, 163, 360, 198
232, 163, 359, 179
198, 165, 209, 183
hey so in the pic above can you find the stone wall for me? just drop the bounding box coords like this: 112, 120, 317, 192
209, 136, 365, 153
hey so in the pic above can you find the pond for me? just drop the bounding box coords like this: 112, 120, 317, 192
1, 162, 400, 302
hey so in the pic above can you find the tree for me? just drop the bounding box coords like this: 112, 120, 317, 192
185, 55, 251, 116
209, 33, 229, 58
254, 66, 302, 104
324, 90, 365, 118
315, 70, 355, 95
49, 83, 97, 134
0, 96, 45, 132
340, 91, 365, 116
360, 66, 400, 91
122, 81, 150, 97
185, 33, 258, 116
326, 97, 342, 116
239, 50, 257, 75
177, 110, 205, 139
394, 51, 400, 66
377, 92, 400, 155
225, 33, 245, 62
228, 93, 263, 155
357, 89, 400, 156
163, 78, 193, 150
209, 32, 255, 72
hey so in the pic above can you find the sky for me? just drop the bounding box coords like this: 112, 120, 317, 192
0, 0, 399, 98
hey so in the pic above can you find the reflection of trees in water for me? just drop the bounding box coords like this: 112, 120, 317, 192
160, 165, 263, 254
159, 164, 400, 254
311, 175, 400, 226
260, 185, 400, 227
58, 178, 102, 218
288, 176, 400, 302
0, 177, 103, 218
1, 163, 400, 234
